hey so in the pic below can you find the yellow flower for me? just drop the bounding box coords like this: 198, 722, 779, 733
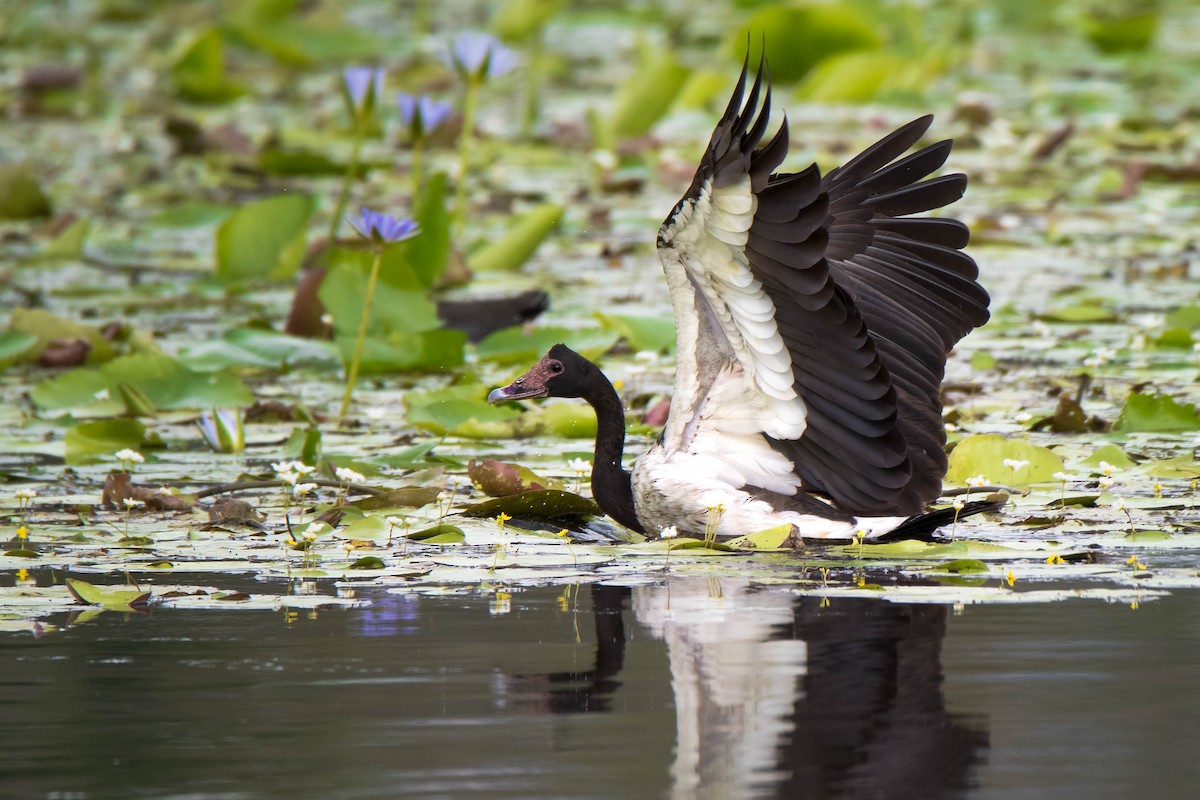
1044, 554, 1064, 564
17, 525, 28, 541
1006, 570, 1016, 587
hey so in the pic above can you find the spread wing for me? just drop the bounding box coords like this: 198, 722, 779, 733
655, 60, 989, 516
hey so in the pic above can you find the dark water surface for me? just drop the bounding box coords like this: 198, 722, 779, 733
2, 581, 1198, 800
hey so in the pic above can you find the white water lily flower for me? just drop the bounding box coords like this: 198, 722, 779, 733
365, 407, 387, 422
14, 488, 37, 500
952, 498, 965, 511
1098, 460, 1117, 476
1099, 476, 1115, 490
567, 458, 592, 475
293, 462, 316, 475
1002, 458, 1029, 471
965, 475, 989, 488
1113, 497, 1126, 512
1052, 472, 1075, 482
293, 483, 318, 498
335, 467, 365, 484
114, 449, 144, 464
122, 498, 144, 509
659, 525, 679, 539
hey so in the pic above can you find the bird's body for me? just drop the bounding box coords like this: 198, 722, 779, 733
489, 61, 997, 541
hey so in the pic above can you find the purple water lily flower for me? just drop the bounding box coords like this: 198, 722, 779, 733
444, 32, 518, 81
344, 66, 385, 111
397, 94, 453, 139
350, 208, 420, 244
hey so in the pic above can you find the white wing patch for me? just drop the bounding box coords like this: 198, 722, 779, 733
658, 176, 807, 441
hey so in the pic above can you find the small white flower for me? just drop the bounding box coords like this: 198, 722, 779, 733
271, 460, 292, 474
335, 467, 365, 484
278, 470, 299, 485
567, 457, 592, 475
14, 488, 37, 500
1099, 476, 1115, 490
1002, 458, 1029, 471
1014, 412, 1033, 424
659, 525, 679, 539
944, 422, 958, 433
1097, 460, 1118, 476
114, 449, 144, 464
293, 462, 316, 475
634, 350, 658, 364
365, 407, 387, 422
94, 387, 111, 401
591, 149, 618, 171
1052, 472, 1075, 482
292, 482, 318, 497
122, 498, 144, 509
385, 515, 404, 530
1129, 313, 1164, 331
965, 475, 989, 488
437, 491, 450, 503
952, 498, 965, 511
1113, 496, 1126, 512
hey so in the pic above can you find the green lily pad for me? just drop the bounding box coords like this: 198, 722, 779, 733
947, 434, 1065, 486
408, 524, 466, 544
1115, 392, 1200, 433
467, 203, 564, 272
595, 313, 676, 354
725, 524, 794, 551
476, 325, 619, 365
65, 578, 152, 610
215, 194, 315, 283
64, 419, 147, 464
31, 353, 252, 415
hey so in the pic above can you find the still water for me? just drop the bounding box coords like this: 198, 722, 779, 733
2, 580, 1198, 800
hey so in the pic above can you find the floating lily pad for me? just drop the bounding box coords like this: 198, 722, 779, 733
947, 434, 1064, 486
65, 578, 152, 610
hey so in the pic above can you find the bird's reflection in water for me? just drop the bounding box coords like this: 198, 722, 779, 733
523, 581, 988, 799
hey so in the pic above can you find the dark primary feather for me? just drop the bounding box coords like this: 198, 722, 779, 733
664, 60, 990, 516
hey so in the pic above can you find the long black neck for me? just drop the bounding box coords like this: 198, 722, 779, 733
581, 364, 645, 534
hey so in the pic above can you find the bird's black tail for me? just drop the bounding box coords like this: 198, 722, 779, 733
873, 495, 1007, 543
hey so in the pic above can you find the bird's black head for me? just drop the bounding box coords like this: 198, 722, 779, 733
487, 344, 593, 403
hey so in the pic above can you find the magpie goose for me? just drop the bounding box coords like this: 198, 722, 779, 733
489, 61, 996, 541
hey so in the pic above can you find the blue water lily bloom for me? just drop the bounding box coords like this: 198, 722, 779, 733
444, 32, 519, 81
344, 66, 385, 113
397, 94, 453, 139
350, 208, 420, 244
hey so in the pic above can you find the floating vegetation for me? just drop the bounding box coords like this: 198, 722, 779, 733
2, 0, 1199, 636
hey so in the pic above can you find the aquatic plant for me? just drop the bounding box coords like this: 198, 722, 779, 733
397, 93, 452, 200
197, 408, 244, 453
443, 32, 518, 233
328, 67, 385, 249
338, 208, 420, 420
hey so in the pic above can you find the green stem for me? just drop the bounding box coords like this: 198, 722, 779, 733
410, 138, 425, 204
338, 247, 384, 421
523, 31, 542, 137
327, 118, 367, 251
454, 79, 481, 235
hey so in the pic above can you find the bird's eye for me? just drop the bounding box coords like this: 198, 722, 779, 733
549, 362, 563, 373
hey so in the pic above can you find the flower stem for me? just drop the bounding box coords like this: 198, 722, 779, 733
410, 138, 425, 204
523, 31, 542, 137
338, 247, 384, 421
327, 119, 367, 252
454, 79, 481, 235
